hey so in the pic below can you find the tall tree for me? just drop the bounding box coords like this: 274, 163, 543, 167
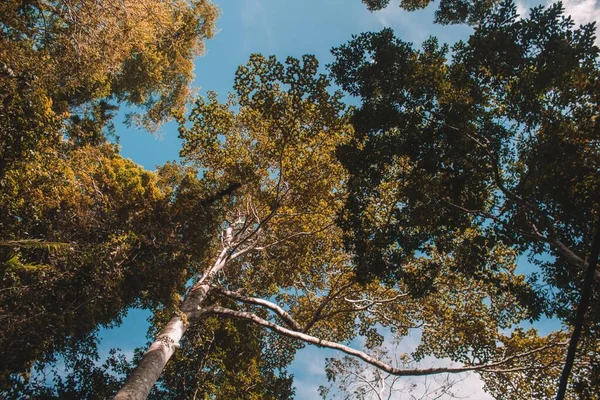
1, 0, 220, 389
330, 0, 600, 395
3, 316, 296, 399
147, 313, 295, 399
114, 54, 574, 399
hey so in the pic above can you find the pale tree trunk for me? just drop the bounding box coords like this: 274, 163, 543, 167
112, 315, 188, 400
113, 249, 229, 399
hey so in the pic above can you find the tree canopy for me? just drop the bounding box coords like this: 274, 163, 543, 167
0, 0, 218, 176
332, 0, 600, 396
0, 142, 227, 386
1, 0, 599, 398
113, 52, 589, 399
0, 0, 224, 392
361, 0, 504, 24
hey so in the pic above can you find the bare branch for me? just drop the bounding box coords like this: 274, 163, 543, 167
443, 200, 549, 243
210, 286, 303, 331
203, 306, 567, 377
343, 293, 408, 305
303, 280, 356, 332
424, 111, 598, 281
444, 200, 597, 282
310, 293, 411, 325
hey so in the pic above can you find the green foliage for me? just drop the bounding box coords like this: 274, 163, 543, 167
3, 1, 598, 397
5, 312, 296, 399
149, 313, 295, 400
0, 143, 224, 387
330, 27, 502, 285
361, 0, 503, 25
3, 337, 132, 400
0, 1, 221, 388
171, 53, 574, 399
0, 0, 218, 176
331, 0, 599, 395
480, 329, 598, 399
331, 0, 598, 293
179, 54, 352, 299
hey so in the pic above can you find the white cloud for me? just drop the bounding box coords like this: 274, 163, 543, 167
559, 0, 600, 32
289, 346, 334, 399
294, 379, 325, 399
516, 0, 530, 18
374, 1, 403, 27
519, 0, 600, 43
371, 1, 430, 43
240, 0, 274, 51
288, 328, 495, 399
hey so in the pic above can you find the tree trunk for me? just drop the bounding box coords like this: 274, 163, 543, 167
113, 284, 212, 399
112, 315, 188, 400
113, 248, 229, 399
113, 283, 213, 399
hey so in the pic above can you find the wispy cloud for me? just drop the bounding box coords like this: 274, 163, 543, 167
289, 346, 335, 399
289, 328, 494, 399
371, 1, 430, 43
374, 1, 403, 27
517, 0, 599, 43
559, 0, 600, 34
516, 0, 530, 18
363, 0, 474, 47
240, 0, 274, 51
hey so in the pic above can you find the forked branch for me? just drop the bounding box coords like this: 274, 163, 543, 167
210, 286, 303, 331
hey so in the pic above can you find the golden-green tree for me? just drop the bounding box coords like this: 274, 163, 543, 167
0, 0, 218, 175
114, 54, 572, 399
0, 142, 226, 386
1, 1, 220, 390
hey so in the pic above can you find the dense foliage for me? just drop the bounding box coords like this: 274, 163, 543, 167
361, 0, 504, 24
333, 0, 599, 306
112, 51, 591, 399
1, 0, 599, 398
0, 0, 218, 177
0, 0, 223, 392
0, 143, 224, 386
332, 0, 600, 395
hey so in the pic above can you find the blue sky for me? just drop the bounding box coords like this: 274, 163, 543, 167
102, 0, 600, 398
116, 0, 474, 168
117, 0, 600, 167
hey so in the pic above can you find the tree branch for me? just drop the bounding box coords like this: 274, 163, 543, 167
210, 286, 303, 331
444, 200, 598, 282
427, 111, 599, 282
203, 306, 567, 377
313, 293, 410, 324
254, 223, 335, 251
555, 217, 600, 400
302, 280, 356, 332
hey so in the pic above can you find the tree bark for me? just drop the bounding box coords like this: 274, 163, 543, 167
112, 315, 188, 400
206, 306, 567, 377
555, 219, 600, 400
113, 249, 229, 399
